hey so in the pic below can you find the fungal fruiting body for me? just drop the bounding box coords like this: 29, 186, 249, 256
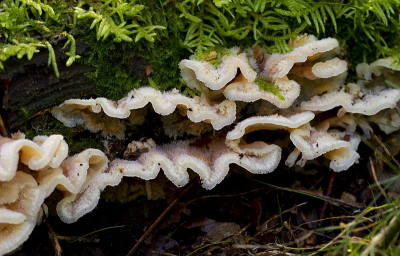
2, 35, 400, 254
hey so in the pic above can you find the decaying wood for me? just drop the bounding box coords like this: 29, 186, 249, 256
1, 40, 95, 130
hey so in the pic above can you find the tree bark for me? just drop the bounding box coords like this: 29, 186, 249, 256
1, 40, 96, 131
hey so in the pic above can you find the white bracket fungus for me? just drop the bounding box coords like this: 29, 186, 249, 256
3, 35, 400, 253
286, 114, 362, 172
367, 108, 400, 134
223, 75, 301, 109
356, 57, 400, 81
225, 112, 315, 156
301, 83, 400, 116
0, 135, 68, 181
52, 87, 237, 138
263, 36, 340, 81
109, 139, 281, 190
179, 47, 257, 91
0, 172, 46, 255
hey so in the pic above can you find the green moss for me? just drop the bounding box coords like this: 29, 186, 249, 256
194, 45, 234, 67
79, 28, 191, 100
2, 0, 400, 103
255, 75, 285, 100
3, 0, 400, 90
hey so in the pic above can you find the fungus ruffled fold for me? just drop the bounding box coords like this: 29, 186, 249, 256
302, 57, 400, 116
226, 112, 315, 140
5, 34, 400, 252
179, 47, 257, 91
288, 123, 350, 165
0, 135, 112, 252
367, 108, 400, 134
301, 83, 400, 116
263, 35, 340, 81
223, 75, 300, 108
44, 149, 110, 223
0, 135, 68, 181
0, 171, 45, 255
356, 57, 400, 81
41, 137, 281, 224
324, 132, 361, 172
225, 112, 315, 156
311, 58, 348, 79
109, 138, 281, 190
0, 135, 68, 254
52, 87, 237, 138
179, 36, 346, 110
286, 115, 361, 171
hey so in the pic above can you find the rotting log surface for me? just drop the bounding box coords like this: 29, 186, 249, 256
1, 40, 95, 130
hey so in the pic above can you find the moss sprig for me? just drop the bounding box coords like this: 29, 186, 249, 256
1, 0, 400, 91
73, 0, 165, 43
194, 46, 233, 67
175, 0, 400, 65
255, 75, 285, 100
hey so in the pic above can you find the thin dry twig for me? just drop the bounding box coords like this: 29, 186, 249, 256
252, 180, 365, 210
294, 215, 373, 232
182, 187, 269, 209
0, 115, 9, 137
126, 181, 197, 256
56, 235, 99, 243
233, 242, 333, 251
237, 222, 252, 236
149, 251, 178, 256
320, 171, 337, 222
43, 214, 62, 256
351, 222, 377, 234
255, 251, 298, 256
256, 202, 307, 234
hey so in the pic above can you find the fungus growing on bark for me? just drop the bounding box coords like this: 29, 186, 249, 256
225, 112, 315, 156
52, 87, 237, 138
3, 34, 400, 254
286, 114, 362, 171
301, 57, 400, 116
109, 138, 282, 190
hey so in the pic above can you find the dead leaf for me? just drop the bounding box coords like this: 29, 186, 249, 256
340, 192, 358, 205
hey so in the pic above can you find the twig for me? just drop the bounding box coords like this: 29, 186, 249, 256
233, 242, 332, 251
294, 215, 373, 232
308, 228, 348, 256
0, 115, 9, 137
351, 222, 377, 233
56, 235, 99, 243
126, 181, 197, 256
291, 225, 333, 240
237, 222, 252, 236
182, 187, 268, 209
320, 171, 337, 222
149, 251, 178, 256
257, 202, 307, 234
255, 251, 298, 256
43, 214, 62, 256
251, 179, 365, 210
